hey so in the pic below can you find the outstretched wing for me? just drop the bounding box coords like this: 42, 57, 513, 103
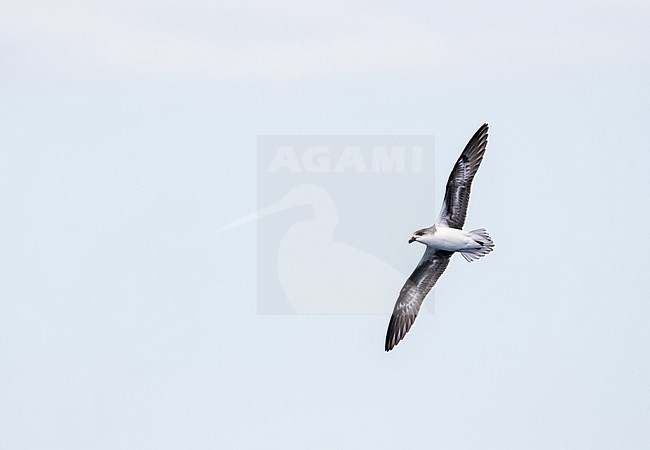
437, 123, 489, 229
385, 248, 452, 351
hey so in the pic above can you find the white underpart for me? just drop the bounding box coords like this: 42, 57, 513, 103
418, 226, 482, 251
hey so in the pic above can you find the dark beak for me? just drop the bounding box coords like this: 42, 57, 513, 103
408, 237, 416, 244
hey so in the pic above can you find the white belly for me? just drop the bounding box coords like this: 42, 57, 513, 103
419, 226, 477, 251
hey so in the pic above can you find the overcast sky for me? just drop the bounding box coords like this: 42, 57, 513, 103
1, 1, 649, 449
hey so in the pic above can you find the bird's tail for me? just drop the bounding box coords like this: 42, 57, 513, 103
460, 228, 494, 262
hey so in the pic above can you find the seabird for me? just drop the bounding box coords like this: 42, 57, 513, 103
385, 123, 494, 351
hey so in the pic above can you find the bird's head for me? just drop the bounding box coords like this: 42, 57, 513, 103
408, 227, 430, 244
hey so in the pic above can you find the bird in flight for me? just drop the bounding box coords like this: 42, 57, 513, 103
385, 123, 494, 351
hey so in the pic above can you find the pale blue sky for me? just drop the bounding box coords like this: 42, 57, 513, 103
1, 1, 649, 449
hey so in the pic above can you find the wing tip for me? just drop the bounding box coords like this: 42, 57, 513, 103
384, 314, 415, 352
477, 122, 489, 139
473, 123, 489, 143
468, 123, 489, 157
385, 316, 397, 351
384, 332, 399, 352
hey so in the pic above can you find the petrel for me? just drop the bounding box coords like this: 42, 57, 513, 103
385, 123, 494, 351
